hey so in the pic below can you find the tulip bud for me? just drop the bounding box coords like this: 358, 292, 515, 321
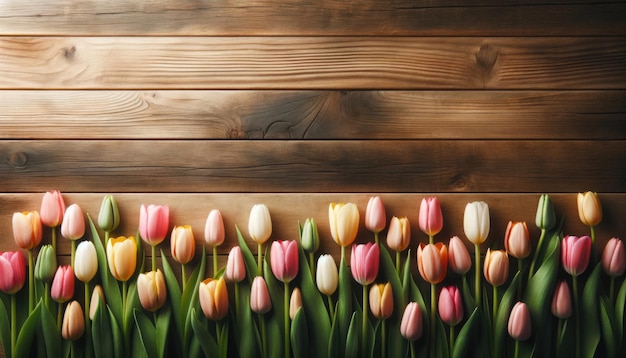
248, 204, 272, 244
171, 225, 196, 265
400, 302, 423, 341
369, 282, 393, 320
508, 302, 531, 341
551, 280, 572, 319
351, 243, 379, 286
289, 287, 303, 320
61, 204, 86, 240
204, 209, 225, 247
601, 238, 626, 277
225, 246, 246, 283
89, 285, 105, 320
365, 196, 386, 234
504, 221, 531, 259
438, 286, 464, 326
448, 236, 471, 275
301, 218, 320, 254
328, 203, 359, 247
577, 191, 602, 227
35, 244, 57, 283
316, 254, 339, 296
0, 251, 26, 294
535, 194, 556, 231
40, 190, 66, 227
483, 249, 509, 287
51, 265, 75, 303
12, 211, 43, 250
417, 243, 448, 284
561, 235, 591, 277
270, 240, 299, 283
386, 216, 411, 253
98, 195, 120, 233
419, 197, 443, 238
106, 236, 137, 282
463, 201, 490, 245
74, 241, 98, 283
250, 276, 272, 314
138, 269, 167, 312
62, 300, 85, 341
139, 204, 170, 246
199, 277, 229, 321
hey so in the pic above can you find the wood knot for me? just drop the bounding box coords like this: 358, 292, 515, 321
64, 46, 76, 60
476, 44, 498, 70
8, 151, 28, 168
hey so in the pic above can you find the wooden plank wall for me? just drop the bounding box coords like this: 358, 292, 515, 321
1, 0, 625, 283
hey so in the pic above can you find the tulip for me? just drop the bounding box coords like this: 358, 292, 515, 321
417, 243, 448, 285
316, 254, 339, 296
199, 277, 229, 320
225, 246, 246, 283
551, 280, 572, 319
448, 236, 471, 275
561, 235, 591, 277
602, 237, 626, 277
508, 302, 531, 341
387, 216, 411, 253
203, 209, 225, 246
289, 287, 303, 320
35, 244, 57, 283
106, 236, 137, 282
40, 190, 65, 228
504, 221, 530, 260
270, 240, 299, 283
535, 194, 556, 231
301, 218, 319, 254
89, 285, 105, 320
419, 197, 443, 241
400, 302, 423, 341
328, 203, 360, 250
248, 204, 272, 244
74, 241, 98, 283
61, 204, 85, 240
250, 276, 272, 314
369, 282, 393, 320
577, 191, 602, 227
139, 204, 170, 246
62, 300, 85, 341
51, 265, 75, 303
98, 195, 120, 233
0, 251, 26, 294
365, 196, 386, 242
138, 269, 167, 312
463, 201, 490, 245
351, 242, 379, 286
171, 225, 196, 265
12, 211, 43, 250
484, 249, 509, 287
438, 285, 463, 326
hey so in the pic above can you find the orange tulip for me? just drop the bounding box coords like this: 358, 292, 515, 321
484, 249, 509, 287
106, 236, 137, 282
199, 277, 229, 320
12, 211, 43, 250
504, 221, 531, 259
417, 243, 448, 284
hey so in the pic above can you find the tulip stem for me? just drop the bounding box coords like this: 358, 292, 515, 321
474, 244, 481, 306
529, 229, 546, 281
234, 282, 240, 320
610, 276, 615, 304
212, 246, 218, 277
181, 264, 187, 292
257, 243, 263, 277
11, 294, 16, 356
327, 295, 335, 319
449, 324, 456, 355
28, 250, 34, 313
429, 235, 434, 245
308, 253, 315, 280
430, 283, 437, 358
57, 303, 63, 332
284, 282, 290, 358
84, 281, 92, 358
589, 225, 596, 245
362, 284, 369, 357
514, 340, 520, 358
70, 342, 75, 358
122, 281, 128, 322
52, 226, 57, 254
517, 259, 523, 300
556, 318, 565, 350
395, 251, 401, 275
259, 313, 267, 358
374, 232, 379, 245
409, 341, 416, 358
381, 319, 387, 358
572, 276, 580, 358
152, 245, 157, 272
492, 285, 499, 329
44, 282, 50, 309
71, 240, 76, 270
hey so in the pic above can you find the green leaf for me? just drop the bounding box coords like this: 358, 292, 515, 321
156, 304, 171, 358
599, 295, 618, 358
453, 307, 479, 358
379, 245, 408, 357
345, 312, 360, 358
190, 308, 218, 357
0, 294, 11, 357
233, 280, 260, 356
160, 251, 182, 342
133, 309, 157, 358
40, 302, 61, 358
615, 277, 626, 348
495, 273, 520, 358
182, 247, 206, 356
92, 297, 114, 358
107, 306, 124, 358
330, 254, 352, 357
218, 319, 229, 358
436, 317, 450, 358
582, 264, 602, 357
290, 308, 310, 358
14, 302, 42, 358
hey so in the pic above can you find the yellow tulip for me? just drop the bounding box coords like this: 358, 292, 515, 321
577, 191, 602, 227
328, 203, 359, 247
199, 277, 229, 321
171, 225, 196, 265
137, 269, 167, 312
106, 236, 137, 282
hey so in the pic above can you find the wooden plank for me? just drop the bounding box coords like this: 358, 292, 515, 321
0, 1, 624, 36
0, 90, 624, 140
1, 37, 624, 90
1, 193, 624, 257
1, 140, 624, 193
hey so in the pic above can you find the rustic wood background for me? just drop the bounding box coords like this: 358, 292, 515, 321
1, 0, 625, 304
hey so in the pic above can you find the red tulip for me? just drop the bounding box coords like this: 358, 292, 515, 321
350, 243, 379, 286
61, 204, 85, 240
365, 196, 386, 234
601, 237, 626, 277
12, 211, 43, 250
419, 197, 443, 237
270, 240, 299, 283
400, 302, 423, 341
250, 276, 272, 314
417, 243, 448, 284
139, 204, 170, 246
448, 236, 471, 275
40, 190, 66, 227
438, 285, 464, 326
204, 209, 225, 247
0, 251, 26, 294
484, 249, 509, 287
51, 265, 75, 303
551, 280, 572, 319
504, 221, 531, 259
225, 246, 246, 283
508, 302, 531, 341
561, 235, 592, 277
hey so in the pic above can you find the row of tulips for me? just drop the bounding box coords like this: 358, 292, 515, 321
0, 191, 625, 357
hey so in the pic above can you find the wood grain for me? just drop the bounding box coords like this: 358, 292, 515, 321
1, 37, 624, 90
1, 90, 624, 140
0, 1, 623, 36
1, 140, 624, 193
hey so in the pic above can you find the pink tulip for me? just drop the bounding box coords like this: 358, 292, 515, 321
438, 286, 463, 326
139, 204, 170, 246
40, 190, 66, 227
61, 204, 85, 240
551, 280, 572, 319
386, 216, 411, 252
504, 221, 531, 259
51, 265, 75, 303
400, 302, 423, 341
170, 225, 196, 265
0, 251, 26, 294
204, 209, 225, 247
365, 196, 386, 234
508, 302, 531, 341
601, 238, 626, 277
350, 242, 379, 286
448, 236, 471, 275
369, 282, 393, 320
561, 235, 592, 277
250, 276, 272, 314
270, 240, 299, 283
484, 249, 509, 287
225, 246, 246, 283
417, 243, 448, 284
419, 197, 443, 237
12, 211, 43, 250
